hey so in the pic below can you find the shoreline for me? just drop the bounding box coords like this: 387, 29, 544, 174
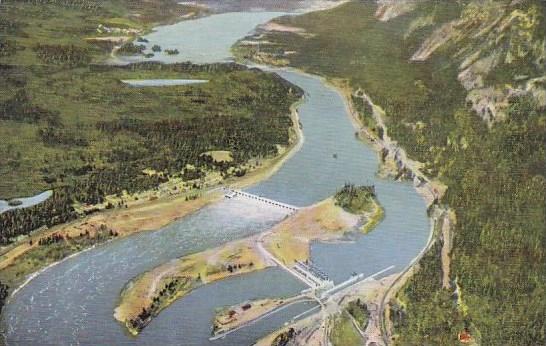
244, 60, 446, 343
114, 234, 273, 335
328, 79, 450, 343
113, 194, 382, 335
211, 296, 314, 339
0, 192, 221, 302
108, 0, 352, 66
229, 99, 305, 191
4, 7, 446, 345
0, 95, 305, 302
7, 241, 100, 302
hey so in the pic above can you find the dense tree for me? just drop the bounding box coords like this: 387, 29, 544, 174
33, 44, 91, 66
395, 97, 546, 345
117, 42, 146, 56
0, 61, 302, 245
0, 282, 8, 314
0, 189, 76, 244
0, 39, 16, 57
0, 89, 60, 123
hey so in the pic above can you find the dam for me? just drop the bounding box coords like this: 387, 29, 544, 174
223, 188, 299, 212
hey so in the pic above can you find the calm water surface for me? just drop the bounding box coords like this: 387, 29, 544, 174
2, 11, 429, 346
115, 12, 285, 64
121, 79, 209, 87
0, 191, 52, 215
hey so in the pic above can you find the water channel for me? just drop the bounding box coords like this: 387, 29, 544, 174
2, 11, 429, 346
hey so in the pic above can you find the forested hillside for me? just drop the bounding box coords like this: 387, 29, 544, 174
234, 1, 546, 344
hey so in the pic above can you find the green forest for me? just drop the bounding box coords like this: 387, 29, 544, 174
0, 0, 304, 317
334, 183, 376, 214
235, 1, 546, 344
0, 3, 302, 244
0, 0, 544, 343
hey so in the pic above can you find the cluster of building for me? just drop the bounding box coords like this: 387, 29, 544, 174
293, 260, 334, 290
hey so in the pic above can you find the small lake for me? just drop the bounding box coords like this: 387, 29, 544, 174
2, 11, 430, 346
121, 79, 209, 87
0, 191, 52, 215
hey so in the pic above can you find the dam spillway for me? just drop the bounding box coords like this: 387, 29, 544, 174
223, 188, 299, 212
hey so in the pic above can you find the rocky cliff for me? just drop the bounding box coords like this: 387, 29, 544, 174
380, 0, 546, 124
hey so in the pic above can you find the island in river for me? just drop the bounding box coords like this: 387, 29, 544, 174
114, 189, 383, 335
0, 0, 306, 307
1, 2, 439, 346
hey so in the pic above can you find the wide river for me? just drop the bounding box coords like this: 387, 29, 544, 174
2, 12, 429, 346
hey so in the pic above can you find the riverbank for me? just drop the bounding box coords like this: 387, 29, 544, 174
114, 192, 383, 335
0, 92, 304, 299
0, 191, 222, 293
0, 191, 53, 215
254, 273, 398, 346
265, 65, 447, 346
212, 296, 308, 337
329, 79, 453, 344
263, 196, 381, 265
114, 235, 270, 335
238, 40, 450, 346
333, 80, 447, 203
230, 100, 305, 190
1, 5, 442, 344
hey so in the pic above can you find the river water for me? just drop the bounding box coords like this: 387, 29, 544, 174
0, 191, 52, 215
2, 11, 429, 346
121, 79, 209, 87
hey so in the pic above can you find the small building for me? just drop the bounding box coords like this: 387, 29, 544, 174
458, 329, 473, 344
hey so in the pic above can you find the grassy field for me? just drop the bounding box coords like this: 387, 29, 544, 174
115, 189, 384, 335
0, 225, 118, 289
235, 1, 546, 345
0, 190, 221, 291
0, 63, 300, 199
0, 0, 300, 200
114, 236, 268, 335
330, 312, 362, 346
264, 196, 374, 265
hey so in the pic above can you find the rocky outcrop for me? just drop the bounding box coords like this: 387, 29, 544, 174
440, 210, 456, 289
410, 1, 546, 124
350, 88, 446, 207
411, 20, 461, 61
375, 0, 422, 22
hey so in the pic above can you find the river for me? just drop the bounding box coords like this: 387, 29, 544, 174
1, 11, 429, 346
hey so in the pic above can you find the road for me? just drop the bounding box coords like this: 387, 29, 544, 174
209, 295, 316, 341
255, 228, 320, 289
